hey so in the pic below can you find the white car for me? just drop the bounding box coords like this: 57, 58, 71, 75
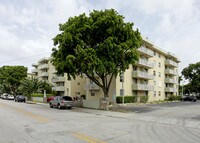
7, 94, 14, 100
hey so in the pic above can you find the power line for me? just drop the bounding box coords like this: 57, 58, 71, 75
0, 52, 51, 64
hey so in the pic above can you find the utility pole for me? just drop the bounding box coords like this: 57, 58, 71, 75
120, 74, 124, 105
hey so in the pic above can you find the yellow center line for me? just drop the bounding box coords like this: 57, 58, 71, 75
72, 132, 106, 143
0, 103, 49, 123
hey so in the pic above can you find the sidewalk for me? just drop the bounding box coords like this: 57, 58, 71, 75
25, 100, 135, 118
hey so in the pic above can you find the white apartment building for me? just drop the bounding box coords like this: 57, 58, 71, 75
31, 57, 85, 97
84, 37, 180, 102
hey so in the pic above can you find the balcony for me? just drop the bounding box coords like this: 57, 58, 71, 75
85, 83, 100, 91
165, 69, 177, 75
32, 63, 38, 67
40, 72, 48, 77
52, 86, 65, 91
52, 77, 65, 83
165, 87, 176, 92
165, 59, 178, 67
132, 84, 154, 91
38, 64, 49, 70
38, 57, 49, 63
31, 69, 38, 73
138, 46, 154, 57
165, 78, 176, 83
132, 71, 153, 80
137, 59, 154, 69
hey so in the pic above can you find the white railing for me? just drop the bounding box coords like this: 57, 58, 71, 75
132, 84, 154, 91
132, 71, 153, 79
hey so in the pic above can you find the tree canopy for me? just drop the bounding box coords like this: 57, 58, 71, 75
0, 66, 27, 94
181, 62, 200, 94
51, 9, 142, 98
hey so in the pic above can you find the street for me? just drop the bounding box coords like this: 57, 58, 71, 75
0, 99, 200, 143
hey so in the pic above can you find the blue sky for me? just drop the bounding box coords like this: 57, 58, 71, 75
0, 0, 200, 74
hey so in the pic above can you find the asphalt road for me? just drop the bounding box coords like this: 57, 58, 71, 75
0, 99, 200, 143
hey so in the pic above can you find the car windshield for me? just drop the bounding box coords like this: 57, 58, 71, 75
62, 96, 72, 101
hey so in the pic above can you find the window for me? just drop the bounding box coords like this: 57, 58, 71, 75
154, 91, 156, 96
158, 54, 161, 58
154, 60, 156, 67
77, 82, 80, 85
159, 62, 161, 68
159, 72, 161, 77
154, 51, 156, 56
159, 91, 161, 96
91, 92, 95, 96
153, 71, 156, 76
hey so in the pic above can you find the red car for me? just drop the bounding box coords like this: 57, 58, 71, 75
47, 96, 55, 102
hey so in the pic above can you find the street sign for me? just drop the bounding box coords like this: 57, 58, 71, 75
120, 89, 124, 96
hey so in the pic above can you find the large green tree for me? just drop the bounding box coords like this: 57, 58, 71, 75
0, 66, 27, 95
181, 62, 200, 93
52, 9, 142, 98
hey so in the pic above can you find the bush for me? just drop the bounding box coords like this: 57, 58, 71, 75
168, 95, 182, 101
31, 93, 54, 98
196, 96, 200, 100
116, 95, 136, 103
140, 95, 148, 103
81, 94, 86, 99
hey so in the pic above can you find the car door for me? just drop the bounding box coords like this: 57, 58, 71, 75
52, 96, 58, 106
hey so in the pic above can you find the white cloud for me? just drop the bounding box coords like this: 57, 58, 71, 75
0, 0, 199, 73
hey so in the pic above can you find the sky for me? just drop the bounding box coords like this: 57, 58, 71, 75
0, 0, 200, 74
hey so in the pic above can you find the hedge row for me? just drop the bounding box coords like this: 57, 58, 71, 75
116, 96, 136, 103
31, 93, 54, 98
167, 95, 182, 101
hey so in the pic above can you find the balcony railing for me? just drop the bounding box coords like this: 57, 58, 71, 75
132, 84, 154, 91
165, 59, 178, 67
165, 69, 177, 75
38, 64, 49, 70
85, 83, 100, 90
31, 69, 38, 73
40, 72, 48, 77
132, 71, 153, 80
52, 86, 65, 91
32, 63, 38, 67
165, 87, 177, 92
165, 78, 176, 83
138, 46, 154, 57
137, 59, 154, 68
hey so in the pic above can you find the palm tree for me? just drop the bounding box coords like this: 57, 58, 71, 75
20, 77, 43, 100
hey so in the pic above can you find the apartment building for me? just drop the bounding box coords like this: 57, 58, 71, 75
31, 57, 85, 97
85, 37, 180, 102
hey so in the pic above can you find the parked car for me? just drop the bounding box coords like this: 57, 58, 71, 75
47, 96, 55, 102
2, 93, 8, 100
49, 96, 73, 109
7, 94, 14, 100
182, 96, 197, 102
15, 95, 26, 102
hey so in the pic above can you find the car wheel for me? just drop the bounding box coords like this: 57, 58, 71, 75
50, 103, 53, 108
57, 104, 61, 109
68, 107, 72, 109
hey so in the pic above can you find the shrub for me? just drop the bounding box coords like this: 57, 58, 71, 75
81, 94, 86, 99
140, 95, 148, 103
31, 93, 54, 98
196, 96, 200, 100
116, 95, 136, 103
168, 95, 182, 101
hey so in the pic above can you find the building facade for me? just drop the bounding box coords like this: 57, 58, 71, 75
84, 37, 180, 102
31, 57, 85, 98
31, 37, 179, 103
